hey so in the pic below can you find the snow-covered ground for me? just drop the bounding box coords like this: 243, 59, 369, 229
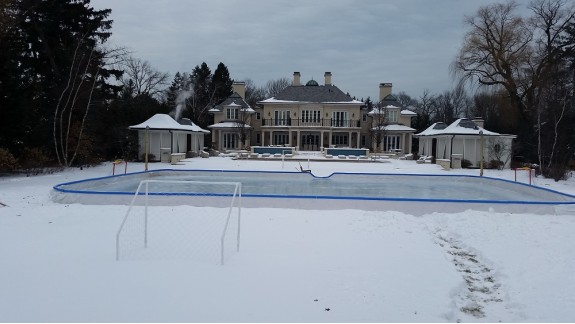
0, 156, 574, 322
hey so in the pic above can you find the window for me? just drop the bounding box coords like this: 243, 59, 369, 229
332, 111, 348, 127
362, 113, 368, 122
226, 107, 238, 120
494, 143, 501, 153
301, 110, 321, 125
361, 135, 367, 147
274, 110, 290, 126
256, 133, 261, 144
331, 134, 349, 146
223, 133, 237, 149
384, 135, 400, 151
387, 110, 398, 123
255, 112, 261, 120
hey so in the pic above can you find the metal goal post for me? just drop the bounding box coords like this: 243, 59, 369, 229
115, 179, 242, 265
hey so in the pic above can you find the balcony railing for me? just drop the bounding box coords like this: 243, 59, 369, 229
262, 118, 360, 128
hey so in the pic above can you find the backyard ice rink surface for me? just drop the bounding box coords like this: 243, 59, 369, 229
1, 155, 575, 322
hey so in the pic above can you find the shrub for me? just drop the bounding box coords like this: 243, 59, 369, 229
71, 133, 105, 167
461, 159, 473, 168
0, 148, 18, 172
19, 147, 51, 176
140, 153, 156, 162
488, 160, 504, 170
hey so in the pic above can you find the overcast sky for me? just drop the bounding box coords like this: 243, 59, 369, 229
91, 0, 529, 102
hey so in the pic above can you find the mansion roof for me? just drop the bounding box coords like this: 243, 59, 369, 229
260, 85, 363, 104
372, 124, 416, 132
208, 121, 252, 129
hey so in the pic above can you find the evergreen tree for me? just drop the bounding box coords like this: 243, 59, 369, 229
364, 97, 374, 110
93, 91, 169, 161
0, 0, 122, 166
210, 62, 234, 105
187, 62, 212, 127
166, 72, 184, 109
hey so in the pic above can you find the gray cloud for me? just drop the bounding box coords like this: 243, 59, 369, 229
92, 0, 528, 101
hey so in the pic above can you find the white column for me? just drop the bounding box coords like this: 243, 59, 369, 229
297, 130, 301, 149
218, 129, 223, 151
475, 137, 479, 166
418, 138, 423, 156
260, 130, 264, 146
402, 133, 406, 152
348, 131, 352, 148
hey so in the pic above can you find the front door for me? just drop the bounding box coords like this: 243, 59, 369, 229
301, 134, 320, 151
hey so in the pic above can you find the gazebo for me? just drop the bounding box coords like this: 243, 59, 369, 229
415, 118, 516, 168
129, 114, 209, 161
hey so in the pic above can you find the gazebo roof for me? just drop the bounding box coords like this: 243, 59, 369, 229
415, 118, 503, 137
129, 114, 209, 133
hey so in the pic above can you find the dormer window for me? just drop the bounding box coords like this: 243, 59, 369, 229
387, 110, 398, 123
226, 107, 238, 120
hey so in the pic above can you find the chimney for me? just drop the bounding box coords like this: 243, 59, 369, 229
293, 72, 301, 86
324, 72, 332, 86
473, 117, 485, 128
379, 83, 392, 102
232, 81, 246, 99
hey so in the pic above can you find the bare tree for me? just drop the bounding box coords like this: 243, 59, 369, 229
244, 78, 266, 107
432, 81, 472, 124
470, 90, 519, 133
396, 91, 418, 109
471, 91, 498, 121
120, 56, 169, 99
414, 89, 435, 119
233, 106, 255, 150
53, 35, 127, 167
455, 0, 575, 117
488, 138, 513, 170
454, 1, 534, 115
265, 77, 291, 98
453, 0, 575, 178
368, 103, 388, 153
410, 89, 436, 139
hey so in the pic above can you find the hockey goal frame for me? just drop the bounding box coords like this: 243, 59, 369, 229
115, 179, 242, 265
